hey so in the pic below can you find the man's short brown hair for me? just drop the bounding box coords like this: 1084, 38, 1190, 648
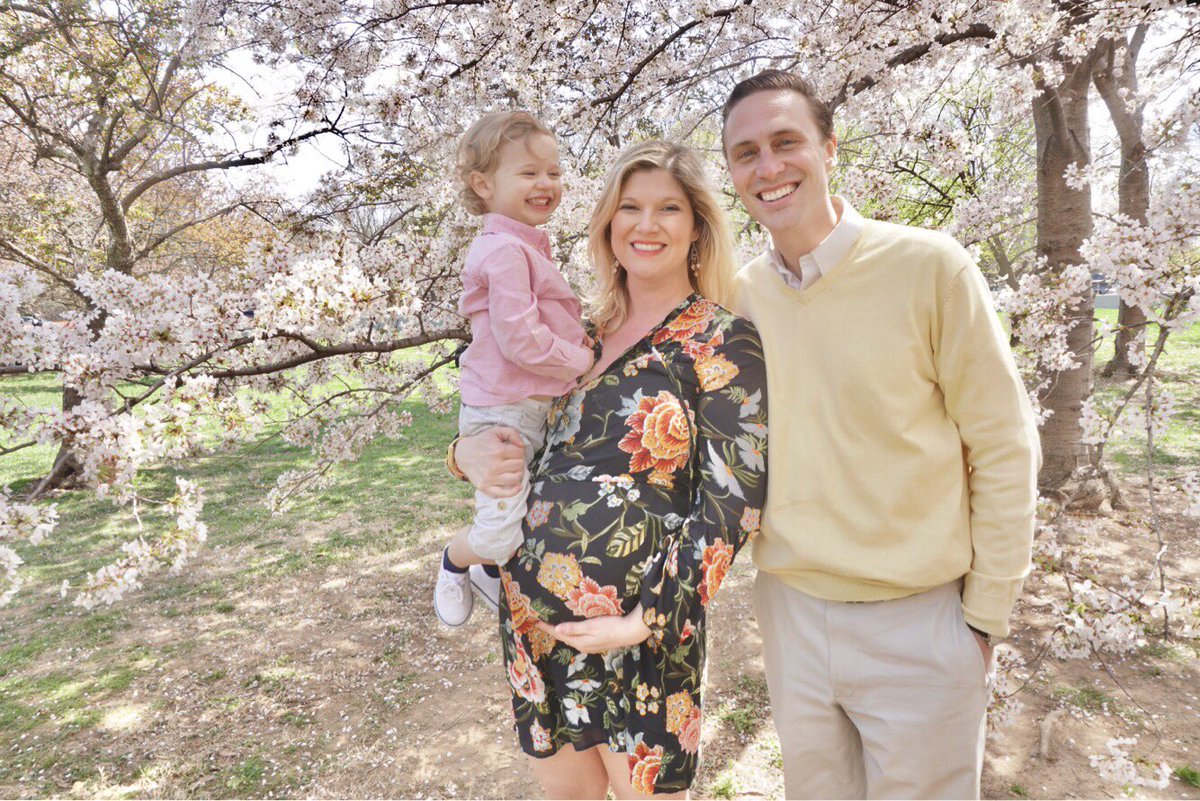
722, 70, 835, 143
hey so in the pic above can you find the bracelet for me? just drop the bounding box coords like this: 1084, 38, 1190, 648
446, 437, 469, 482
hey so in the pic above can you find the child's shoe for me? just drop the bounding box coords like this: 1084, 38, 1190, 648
470, 564, 501, 612
434, 563, 473, 627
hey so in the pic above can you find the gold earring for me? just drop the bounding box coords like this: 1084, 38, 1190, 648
688, 243, 700, 276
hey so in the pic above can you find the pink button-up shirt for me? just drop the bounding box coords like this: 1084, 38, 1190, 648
458, 214, 591, 406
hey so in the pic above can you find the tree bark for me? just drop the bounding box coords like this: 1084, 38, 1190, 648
1094, 31, 1151, 379
38, 163, 130, 492
1032, 49, 1098, 492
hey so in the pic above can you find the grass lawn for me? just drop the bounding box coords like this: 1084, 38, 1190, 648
1, 378, 474, 796
1091, 309, 1200, 474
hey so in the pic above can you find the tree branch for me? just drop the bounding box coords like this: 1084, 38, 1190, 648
134, 201, 258, 260
829, 23, 998, 111
120, 120, 345, 213
133, 329, 468, 380
589, 2, 749, 115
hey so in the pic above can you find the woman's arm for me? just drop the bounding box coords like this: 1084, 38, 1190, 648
638, 315, 769, 652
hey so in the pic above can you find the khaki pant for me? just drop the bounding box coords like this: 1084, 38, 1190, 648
753, 572, 992, 800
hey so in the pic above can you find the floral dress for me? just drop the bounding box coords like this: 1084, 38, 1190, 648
498, 295, 768, 794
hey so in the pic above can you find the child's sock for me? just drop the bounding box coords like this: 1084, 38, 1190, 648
481, 564, 501, 578
442, 548, 468, 574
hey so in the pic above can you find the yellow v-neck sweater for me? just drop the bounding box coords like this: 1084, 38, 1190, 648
733, 219, 1040, 636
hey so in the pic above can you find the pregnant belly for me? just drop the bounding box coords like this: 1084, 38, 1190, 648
501, 544, 649, 627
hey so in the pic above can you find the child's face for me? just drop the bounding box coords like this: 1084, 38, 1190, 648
472, 133, 562, 226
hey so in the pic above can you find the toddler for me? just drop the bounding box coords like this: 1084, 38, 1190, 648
435, 110, 593, 626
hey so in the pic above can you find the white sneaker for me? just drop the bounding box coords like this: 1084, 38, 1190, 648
470, 565, 501, 612
434, 564, 473, 627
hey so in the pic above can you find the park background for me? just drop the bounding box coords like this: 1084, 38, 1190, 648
1, 1, 1199, 798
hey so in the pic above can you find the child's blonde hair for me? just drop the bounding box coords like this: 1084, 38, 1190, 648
587, 141, 736, 334
455, 111, 554, 216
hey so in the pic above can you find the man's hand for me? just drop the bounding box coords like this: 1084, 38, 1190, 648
970, 630, 995, 671
537, 604, 651, 654
455, 428, 526, 498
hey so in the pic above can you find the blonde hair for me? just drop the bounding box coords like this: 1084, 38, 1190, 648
455, 111, 554, 215
587, 141, 735, 333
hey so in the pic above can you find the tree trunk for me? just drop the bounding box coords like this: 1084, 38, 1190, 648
48, 384, 86, 489
1032, 50, 1098, 492
1104, 299, 1149, 377
38, 169, 131, 494
1094, 31, 1151, 379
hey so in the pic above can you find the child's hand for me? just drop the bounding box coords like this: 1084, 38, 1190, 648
578, 334, 600, 382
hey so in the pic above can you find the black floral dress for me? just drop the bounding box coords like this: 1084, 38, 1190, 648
497, 295, 768, 794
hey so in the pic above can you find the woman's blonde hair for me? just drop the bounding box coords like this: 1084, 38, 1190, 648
587, 141, 735, 333
456, 111, 553, 215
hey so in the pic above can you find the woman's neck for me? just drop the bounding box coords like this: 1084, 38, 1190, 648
622, 275, 693, 331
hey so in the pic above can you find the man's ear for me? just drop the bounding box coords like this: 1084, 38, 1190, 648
469, 171, 493, 202
825, 135, 839, 169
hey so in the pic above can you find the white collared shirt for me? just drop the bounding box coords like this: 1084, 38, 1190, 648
768, 197, 866, 291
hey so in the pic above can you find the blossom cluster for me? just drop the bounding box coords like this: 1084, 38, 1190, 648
1088, 737, 1172, 792
73, 478, 207, 610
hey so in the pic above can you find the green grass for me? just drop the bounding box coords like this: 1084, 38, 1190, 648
0, 373, 470, 796
219, 755, 267, 797
1009, 783, 1030, 798
1175, 765, 1200, 788
1091, 310, 1200, 474
708, 771, 738, 800
1051, 684, 1116, 713
1050, 683, 1142, 723
717, 701, 760, 737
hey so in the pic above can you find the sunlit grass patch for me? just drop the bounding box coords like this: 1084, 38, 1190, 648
1092, 312, 1200, 475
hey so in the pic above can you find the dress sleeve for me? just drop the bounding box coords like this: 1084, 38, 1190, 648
638, 315, 768, 652
481, 244, 593, 381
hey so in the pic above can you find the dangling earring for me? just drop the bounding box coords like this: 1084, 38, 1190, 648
688, 243, 700, 278
609, 257, 628, 282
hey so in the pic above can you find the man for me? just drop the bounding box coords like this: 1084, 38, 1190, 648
721, 70, 1040, 799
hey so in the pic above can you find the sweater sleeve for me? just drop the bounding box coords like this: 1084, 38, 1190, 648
936, 252, 1041, 637
481, 244, 592, 381
638, 316, 769, 652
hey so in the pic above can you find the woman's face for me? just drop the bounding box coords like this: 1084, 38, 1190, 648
609, 168, 699, 290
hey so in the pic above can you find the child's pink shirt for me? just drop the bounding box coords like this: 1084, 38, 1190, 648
458, 213, 591, 406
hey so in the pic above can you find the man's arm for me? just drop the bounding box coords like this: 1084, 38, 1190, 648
936, 249, 1042, 639
452, 427, 527, 498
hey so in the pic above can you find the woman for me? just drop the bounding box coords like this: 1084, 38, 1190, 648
456, 141, 767, 798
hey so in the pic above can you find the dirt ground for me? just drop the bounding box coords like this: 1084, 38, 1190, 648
2, 485, 1198, 800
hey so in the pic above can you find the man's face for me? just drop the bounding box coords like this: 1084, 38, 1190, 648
723, 89, 837, 238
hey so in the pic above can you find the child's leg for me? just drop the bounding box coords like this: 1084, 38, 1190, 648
457, 400, 548, 565
445, 526, 485, 571
438, 528, 502, 615
437, 400, 548, 623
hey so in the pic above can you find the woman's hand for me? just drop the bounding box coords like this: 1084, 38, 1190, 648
537, 604, 652, 654
454, 428, 526, 498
